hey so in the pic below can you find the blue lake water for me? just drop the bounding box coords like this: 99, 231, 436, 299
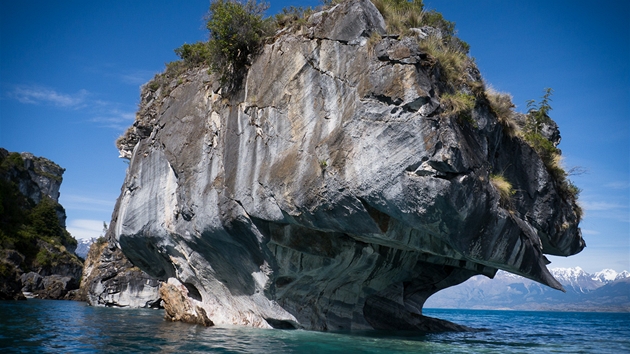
1, 299, 629, 353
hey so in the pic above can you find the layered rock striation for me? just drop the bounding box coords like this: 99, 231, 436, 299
111, 0, 584, 331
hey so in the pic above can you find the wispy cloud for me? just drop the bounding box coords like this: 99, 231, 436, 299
9, 85, 88, 107
67, 219, 106, 240
91, 109, 136, 130
118, 69, 156, 85
605, 181, 630, 190
6, 84, 136, 131
580, 199, 629, 223
581, 229, 601, 235
85, 64, 156, 86
581, 201, 627, 211
61, 194, 116, 213
581, 200, 630, 223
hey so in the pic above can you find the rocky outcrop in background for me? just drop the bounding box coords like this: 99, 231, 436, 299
108, 0, 584, 331
0, 148, 83, 300
77, 234, 161, 308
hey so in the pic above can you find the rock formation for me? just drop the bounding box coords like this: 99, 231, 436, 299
110, 0, 584, 331
0, 148, 83, 300
77, 236, 161, 308
0, 250, 26, 300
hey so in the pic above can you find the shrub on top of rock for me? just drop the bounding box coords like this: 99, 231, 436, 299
206, 0, 273, 91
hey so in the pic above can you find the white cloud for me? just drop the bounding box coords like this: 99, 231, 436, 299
581, 229, 601, 235
9, 85, 88, 107
67, 219, 106, 240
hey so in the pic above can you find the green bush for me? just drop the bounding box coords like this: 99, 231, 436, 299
175, 42, 212, 66
144, 1, 275, 96
2, 153, 24, 171
206, 0, 273, 90
35, 249, 54, 267
0, 177, 78, 263
523, 131, 558, 163
29, 196, 63, 239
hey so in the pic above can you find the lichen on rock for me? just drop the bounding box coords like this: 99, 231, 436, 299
110, 0, 584, 331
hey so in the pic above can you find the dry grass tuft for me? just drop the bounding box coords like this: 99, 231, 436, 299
420, 35, 468, 86
371, 0, 424, 35
490, 174, 515, 207
367, 31, 382, 55
485, 87, 519, 137
440, 91, 476, 126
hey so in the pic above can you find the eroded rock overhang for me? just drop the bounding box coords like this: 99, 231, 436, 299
112, 0, 584, 331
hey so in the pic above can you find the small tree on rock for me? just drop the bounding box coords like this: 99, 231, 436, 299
206, 0, 272, 91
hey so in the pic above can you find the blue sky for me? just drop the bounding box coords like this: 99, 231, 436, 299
1, 1, 628, 273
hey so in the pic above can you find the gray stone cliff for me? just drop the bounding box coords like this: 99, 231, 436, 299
110, 0, 584, 331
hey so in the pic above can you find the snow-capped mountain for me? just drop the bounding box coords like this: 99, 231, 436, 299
549, 267, 602, 293
75, 238, 96, 259
425, 267, 630, 312
551, 266, 590, 282
592, 269, 619, 283
547, 267, 630, 293
617, 270, 630, 280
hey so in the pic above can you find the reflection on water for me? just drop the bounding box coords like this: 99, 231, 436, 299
1, 300, 629, 353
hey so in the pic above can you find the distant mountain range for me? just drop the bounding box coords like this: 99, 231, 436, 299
425, 267, 630, 312
72, 236, 628, 313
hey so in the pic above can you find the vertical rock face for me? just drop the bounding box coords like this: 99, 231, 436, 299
112, 0, 584, 331
18, 153, 65, 209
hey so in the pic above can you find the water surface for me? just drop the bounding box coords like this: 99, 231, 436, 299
1, 300, 628, 353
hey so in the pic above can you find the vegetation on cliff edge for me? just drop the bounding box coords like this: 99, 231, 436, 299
485, 88, 582, 217
0, 152, 80, 273
135, 0, 581, 216
150, 0, 472, 95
